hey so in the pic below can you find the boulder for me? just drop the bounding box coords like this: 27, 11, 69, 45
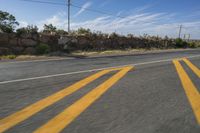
23, 47, 36, 55
9, 38, 19, 46
39, 34, 58, 44
20, 33, 32, 39
0, 47, 12, 55
12, 47, 24, 55
32, 34, 39, 40
0, 33, 9, 45
39, 35, 49, 44
78, 37, 90, 47
21, 39, 37, 47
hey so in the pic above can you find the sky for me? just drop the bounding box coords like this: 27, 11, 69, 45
0, 0, 200, 39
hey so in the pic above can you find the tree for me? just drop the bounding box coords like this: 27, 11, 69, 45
16, 25, 38, 35
26, 25, 38, 34
0, 10, 19, 33
77, 28, 91, 35
175, 38, 188, 48
56, 29, 68, 35
127, 34, 134, 38
43, 24, 57, 33
109, 32, 120, 38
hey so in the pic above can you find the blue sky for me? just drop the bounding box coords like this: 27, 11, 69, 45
1, 0, 200, 39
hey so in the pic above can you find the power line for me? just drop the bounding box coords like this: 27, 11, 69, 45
20, 0, 65, 6
18, 0, 130, 32
19, 0, 126, 18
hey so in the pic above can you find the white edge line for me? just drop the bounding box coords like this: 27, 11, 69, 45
0, 54, 200, 85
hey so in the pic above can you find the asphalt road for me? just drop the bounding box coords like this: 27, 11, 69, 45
0, 49, 200, 133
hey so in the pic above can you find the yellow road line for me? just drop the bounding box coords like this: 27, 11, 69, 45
34, 66, 133, 133
0, 68, 121, 133
183, 58, 200, 78
173, 60, 200, 125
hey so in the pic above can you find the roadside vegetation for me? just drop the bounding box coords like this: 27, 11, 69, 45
36, 43, 50, 55
0, 10, 199, 59
0, 55, 16, 60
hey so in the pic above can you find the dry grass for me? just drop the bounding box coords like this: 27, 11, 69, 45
72, 48, 187, 57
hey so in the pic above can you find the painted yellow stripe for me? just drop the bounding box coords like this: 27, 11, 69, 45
173, 60, 200, 125
0, 68, 120, 133
183, 58, 200, 78
34, 66, 133, 133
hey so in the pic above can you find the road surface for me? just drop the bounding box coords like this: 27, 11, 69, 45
0, 49, 200, 133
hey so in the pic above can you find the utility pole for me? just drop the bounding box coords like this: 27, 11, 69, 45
183, 34, 186, 40
68, 0, 71, 33
188, 34, 191, 42
178, 25, 182, 38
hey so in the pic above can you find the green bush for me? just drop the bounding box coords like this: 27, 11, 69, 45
36, 43, 50, 55
175, 38, 188, 48
8, 55, 16, 59
16, 27, 27, 36
16, 25, 38, 36
43, 24, 56, 33
110, 32, 121, 38
56, 29, 68, 35
188, 42, 197, 48
77, 28, 91, 35
0, 55, 16, 60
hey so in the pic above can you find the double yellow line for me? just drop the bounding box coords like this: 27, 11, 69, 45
0, 66, 133, 133
173, 58, 200, 124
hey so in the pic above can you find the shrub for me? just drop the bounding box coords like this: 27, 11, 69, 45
16, 27, 27, 35
56, 29, 68, 35
175, 38, 188, 48
16, 25, 38, 36
127, 34, 134, 38
36, 43, 50, 55
26, 25, 38, 34
77, 28, 91, 35
109, 32, 121, 38
43, 24, 57, 33
8, 55, 16, 59
0, 55, 16, 60
188, 42, 197, 48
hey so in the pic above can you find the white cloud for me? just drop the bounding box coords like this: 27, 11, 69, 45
74, 2, 92, 17
36, 11, 200, 39
18, 21, 29, 28
36, 12, 67, 30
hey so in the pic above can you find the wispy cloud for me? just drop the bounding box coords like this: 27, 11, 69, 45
187, 10, 200, 18
33, 10, 200, 39
74, 2, 92, 17
99, 0, 111, 8
71, 13, 170, 33
134, 4, 153, 13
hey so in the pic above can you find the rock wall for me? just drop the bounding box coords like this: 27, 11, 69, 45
0, 33, 60, 55
59, 35, 176, 51
0, 33, 176, 55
